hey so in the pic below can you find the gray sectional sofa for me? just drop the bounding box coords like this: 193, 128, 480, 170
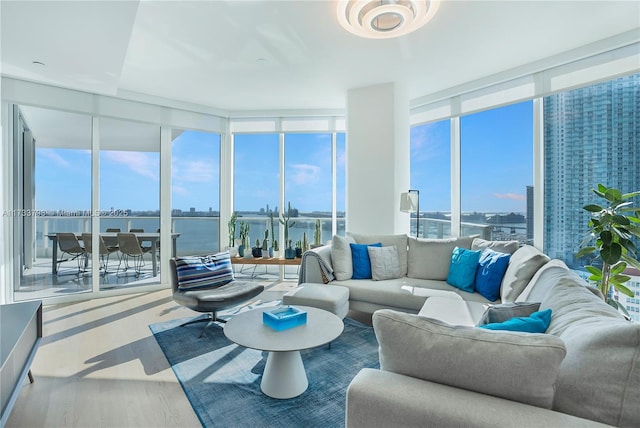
298, 234, 640, 428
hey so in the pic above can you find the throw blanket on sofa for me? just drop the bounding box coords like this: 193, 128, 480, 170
300, 250, 335, 284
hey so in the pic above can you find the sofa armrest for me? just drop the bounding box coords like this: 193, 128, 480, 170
346, 369, 610, 428
298, 244, 333, 285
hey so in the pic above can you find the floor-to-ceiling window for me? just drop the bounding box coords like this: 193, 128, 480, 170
99, 117, 160, 289
336, 132, 346, 236
544, 73, 640, 319
284, 133, 332, 248
233, 133, 280, 253
14, 106, 93, 301
410, 120, 451, 238
460, 101, 534, 243
171, 129, 221, 256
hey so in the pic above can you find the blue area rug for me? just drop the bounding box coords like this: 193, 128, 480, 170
149, 306, 379, 428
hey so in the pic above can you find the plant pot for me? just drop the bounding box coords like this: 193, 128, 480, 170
244, 247, 253, 258
284, 248, 296, 259
273, 250, 280, 259
227, 246, 239, 258
261, 249, 270, 258
238, 245, 245, 257
295, 248, 303, 258
268, 247, 274, 258
252, 247, 262, 258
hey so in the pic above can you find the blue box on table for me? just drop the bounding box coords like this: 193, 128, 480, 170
263, 306, 307, 331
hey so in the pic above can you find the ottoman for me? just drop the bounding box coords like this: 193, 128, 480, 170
283, 283, 350, 319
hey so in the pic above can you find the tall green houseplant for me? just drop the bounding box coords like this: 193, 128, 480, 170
576, 184, 640, 314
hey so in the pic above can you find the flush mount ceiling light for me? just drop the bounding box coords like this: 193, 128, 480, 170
337, 0, 440, 39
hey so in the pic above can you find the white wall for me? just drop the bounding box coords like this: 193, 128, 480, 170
346, 83, 410, 235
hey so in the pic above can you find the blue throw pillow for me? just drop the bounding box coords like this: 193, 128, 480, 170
446, 247, 481, 292
475, 249, 511, 301
175, 251, 234, 290
350, 242, 382, 279
479, 309, 553, 333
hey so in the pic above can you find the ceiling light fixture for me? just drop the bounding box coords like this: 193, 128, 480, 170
337, 0, 440, 39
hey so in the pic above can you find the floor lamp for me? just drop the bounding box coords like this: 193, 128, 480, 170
400, 190, 420, 238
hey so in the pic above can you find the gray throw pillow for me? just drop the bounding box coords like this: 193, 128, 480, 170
373, 309, 566, 409
367, 245, 402, 281
407, 236, 476, 280
500, 245, 550, 302
349, 233, 408, 276
477, 302, 541, 326
331, 234, 355, 280
471, 238, 519, 255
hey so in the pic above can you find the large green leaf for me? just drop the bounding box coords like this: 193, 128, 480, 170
621, 254, 640, 270
609, 262, 627, 276
627, 216, 640, 224
601, 243, 622, 264
600, 230, 612, 245
583, 204, 603, 213
612, 215, 630, 226
612, 282, 634, 298
596, 184, 607, 194
610, 274, 631, 285
621, 190, 640, 199
604, 188, 622, 202
575, 247, 596, 258
585, 265, 602, 276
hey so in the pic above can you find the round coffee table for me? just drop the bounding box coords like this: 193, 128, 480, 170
223, 305, 344, 399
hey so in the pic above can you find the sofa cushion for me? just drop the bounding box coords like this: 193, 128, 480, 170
174, 251, 234, 291
475, 249, 511, 301
477, 302, 541, 326
349, 233, 408, 276
407, 236, 475, 281
479, 308, 552, 333
500, 245, 550, 302
539, 277, 640, 427
350, 242, 381, 279
331, 234, 355, 280
368, 245, 402, 281
446, 247, 481, 292
373, 309, 566, 409
471, 238, 519, 254
515, 259, 582, 303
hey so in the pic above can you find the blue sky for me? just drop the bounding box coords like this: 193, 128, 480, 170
411, 100, 533, 213
36, 102, 531, 214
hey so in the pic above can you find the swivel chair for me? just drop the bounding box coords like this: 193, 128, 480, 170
169, 258, 264, 337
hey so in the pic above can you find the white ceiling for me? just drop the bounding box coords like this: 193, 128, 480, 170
2, 1, 640, 114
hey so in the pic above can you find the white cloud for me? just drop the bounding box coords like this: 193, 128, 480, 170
289, 163, 321, 185
39, 149, 71, 168
493, 193, 525, 201
102, 151, 158, 180
172, 159, 215, 183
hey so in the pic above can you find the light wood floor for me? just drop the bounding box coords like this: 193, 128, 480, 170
6, 282, 297, 428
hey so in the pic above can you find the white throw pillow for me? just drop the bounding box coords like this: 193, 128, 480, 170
331, 234, 355, 280
349, 233, 408, 276
471, 238, 519, 254
367, 245, 402, 281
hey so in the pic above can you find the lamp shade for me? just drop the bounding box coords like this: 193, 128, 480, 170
400, 192, 418, 213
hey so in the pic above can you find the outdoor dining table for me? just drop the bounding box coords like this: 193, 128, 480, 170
47, 232, 180, 276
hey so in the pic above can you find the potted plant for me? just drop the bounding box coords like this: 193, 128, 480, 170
312, 218, 322, 248
295, 240, 303, 258
227, 211, 239, 257
262, 229, 270, 258
238, 221, 249, 257
252, 238, 263, 258
279, 201, 296, 255
269, 212, 276, 258
576, 184, 640, 316
284, 239, 296, 259
302, 232, 310, 252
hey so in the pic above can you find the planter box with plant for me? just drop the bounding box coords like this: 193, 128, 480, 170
576, 184, 640, 317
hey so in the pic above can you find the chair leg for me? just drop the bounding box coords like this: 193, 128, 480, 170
179, 312, 226, 338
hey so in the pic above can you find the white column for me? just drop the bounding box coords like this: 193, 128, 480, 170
346, 83, 410, 235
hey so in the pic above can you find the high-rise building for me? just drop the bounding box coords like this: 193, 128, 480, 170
543, 73, 640, 269
526, 185, 534, 243
543, 74, 640, 319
